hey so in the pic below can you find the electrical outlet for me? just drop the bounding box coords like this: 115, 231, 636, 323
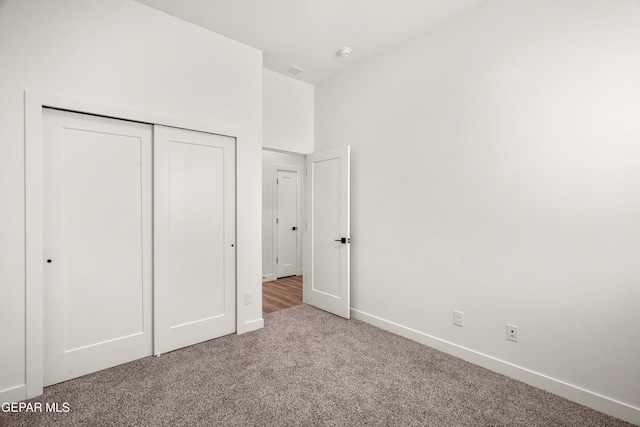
506, 324, 518, 342
453, 310, 464, 327
244, 292, 253, 305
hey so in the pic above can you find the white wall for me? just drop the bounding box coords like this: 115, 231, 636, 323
262, 151, 305, 281
315, 0, 640, 423
263, 69, 314, 154
0, 0, 262, 401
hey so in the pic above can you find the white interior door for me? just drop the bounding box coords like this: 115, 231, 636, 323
304, 146, 350, 319
43, 109, 153, 386
154, 125, 236, 355
276, 169, 298, 278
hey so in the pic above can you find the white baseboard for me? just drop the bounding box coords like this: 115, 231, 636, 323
238, 317, 264, 334
0, 384, 27, 403
351, 308, 640, 426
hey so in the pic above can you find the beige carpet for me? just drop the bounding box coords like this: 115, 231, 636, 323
1, 305, 632, 426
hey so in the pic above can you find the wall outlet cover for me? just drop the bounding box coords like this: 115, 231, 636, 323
453, 310, 464, 327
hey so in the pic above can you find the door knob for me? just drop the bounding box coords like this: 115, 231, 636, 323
334, 238, 348, 244
292, 226, 297, 231
47, 259, 52, 263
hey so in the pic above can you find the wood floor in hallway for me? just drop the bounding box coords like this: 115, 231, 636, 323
262, 275, 302, 315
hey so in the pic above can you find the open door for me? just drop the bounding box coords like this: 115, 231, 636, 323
304, 146, 350, 319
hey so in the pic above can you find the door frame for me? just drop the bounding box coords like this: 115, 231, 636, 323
24, 91, 250, 399
273, 165, 303, 279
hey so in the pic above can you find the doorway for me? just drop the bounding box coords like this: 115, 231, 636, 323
261, 146, 351, 318
262, 149, 304, 312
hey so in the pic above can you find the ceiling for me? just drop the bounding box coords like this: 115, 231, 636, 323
134, 0, 485, 85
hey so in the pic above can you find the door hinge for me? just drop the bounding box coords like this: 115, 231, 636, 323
277, 178, 279, 184
276, 218, 279, 224
276, 257, 278, 263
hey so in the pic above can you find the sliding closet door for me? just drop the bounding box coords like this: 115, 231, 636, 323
154, 125, 236, 355
43, 109, 153, 386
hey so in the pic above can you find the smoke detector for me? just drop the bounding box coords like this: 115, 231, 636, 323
283, 65, 304, 76
337, 47, 352, 57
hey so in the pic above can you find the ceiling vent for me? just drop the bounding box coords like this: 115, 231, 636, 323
283, 65, 304, 76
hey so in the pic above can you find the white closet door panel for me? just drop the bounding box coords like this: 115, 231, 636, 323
43, 109, 152, 386
154, 125, 236, 355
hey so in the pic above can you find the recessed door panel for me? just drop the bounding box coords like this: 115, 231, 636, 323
43, 109, 153, 386
168, 141, 226, 325
311, 159, 341, 297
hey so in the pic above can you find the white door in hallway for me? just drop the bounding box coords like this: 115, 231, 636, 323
304, 146, 351, 319
43, 109, 153, 386
154, 125, 236, 355
276, 169, 299, 278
